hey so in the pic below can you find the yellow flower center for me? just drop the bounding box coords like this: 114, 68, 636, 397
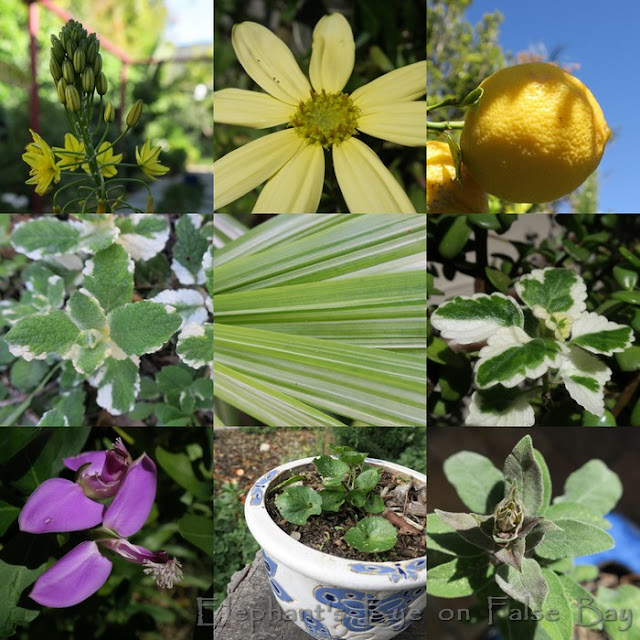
290, 90, 360, 148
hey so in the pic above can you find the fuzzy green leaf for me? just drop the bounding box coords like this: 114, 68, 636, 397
503, 435, 544, 515
172, 215, 209, 284
92, 357, 139, 415
176, 323, 213, 369
37, 409, 69, 426
67, 290, 107, 330
495, 557, 548, 612
535, 519, 614, 560
5, 311, 79, 361
115, 213, 169, 261
10, 218, 82, 259
426, 556, 493, 598
83, 244, 134, 314
466, 387, 535, 426
313, 455, 350, 485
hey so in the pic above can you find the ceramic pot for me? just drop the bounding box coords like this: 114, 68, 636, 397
245, 456, 426, 640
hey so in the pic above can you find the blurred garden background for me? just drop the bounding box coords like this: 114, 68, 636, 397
213, 426, 426, 610
214, 0, 426, 213
0, 0, 213, 213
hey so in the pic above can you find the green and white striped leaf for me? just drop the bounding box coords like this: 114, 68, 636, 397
5, 311, 79, 361
214, 323, 426, 426
213, 213, 249, 249
214, 362, 347, 427
558, 345, 611, 416
430, 293, 524, 344
475, 326, 567, 388
570, 312, 635, 356
466, 387, 535, 426
214, 272, 426, 350
177, 323, 213, 369
115, 213, 170, 261
82, 244, 134, 314
515, 268, 587, 339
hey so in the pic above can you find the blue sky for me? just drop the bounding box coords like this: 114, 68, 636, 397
463, 0, 637, 213
165, 0, 213, 46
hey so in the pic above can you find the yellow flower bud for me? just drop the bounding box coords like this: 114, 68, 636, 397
65, 85, 82, 113
50, 57, 62, 83
82, 67, 95, 94
126, 99, 143, 128
104, 101, 115, 124
96, 72, 108, 96
62, 59, 75, 84
73, 48, 86, 74
57, 78, 67, 104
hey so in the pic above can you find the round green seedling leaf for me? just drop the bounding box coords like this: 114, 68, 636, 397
343, 516, 398, 553
313, 455, 350, 485
275, 486, 322, 525
354, 468, 380, 494
319, 488, 346, 512
582, 410, 617, 426
613, 266, 639, 291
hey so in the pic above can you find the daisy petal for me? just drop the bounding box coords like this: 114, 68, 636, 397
357, 102, 427, 147
253, 143, 325, 213
333, 137, 416, 213
309, 13, 355, 93
232, 22, 311, 106
214, 129, 305, 210
351, 61, 426, 111
214, 89, 294, 128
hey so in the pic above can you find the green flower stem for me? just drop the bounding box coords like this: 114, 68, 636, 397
427, 97, 460, 111
52, 175, 93, 210
427, 120, 465, 131
76, 105, 108, 209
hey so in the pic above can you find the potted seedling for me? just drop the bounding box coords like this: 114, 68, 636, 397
427, 435, 640, 639
244, 445, 426, 640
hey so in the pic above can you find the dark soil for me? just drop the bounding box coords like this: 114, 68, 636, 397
265, 463, 426, 562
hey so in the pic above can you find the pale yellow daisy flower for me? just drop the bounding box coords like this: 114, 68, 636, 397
214, 13, 426, 213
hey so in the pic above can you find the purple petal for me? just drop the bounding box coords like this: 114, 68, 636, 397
19, 478, 104, 533
103, 454, 156, 537
29, 541, 112, 607
63, 451, 106, 474
98, 537, 169, 565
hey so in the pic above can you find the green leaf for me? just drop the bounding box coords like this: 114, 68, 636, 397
343, 516, 397, 552
177, 514, 213, 557
93, 357, 139, 415
495, 557, 548, 612
0, 558, 46, 636
438, 215, 471, 259
37, 409, 69, 426
554, 460, 622, 516
347, 489, 367, 508
558, 345, 611, 416
67, 290, 107, 329
156, 365, 194, 396
150, 289, 208, 328
354, 468, 380, 493
431, 293, 524, 344
70, 338, 109, 375
466, 387, 535, 427
173, 215, 209, 283
275, 486, 322, 525
426, 512, 487, 558
534, 449, 552, 513
443, 451, 504, 514
426, 556, 493, 598
0, 429, 41, 464
613, 265, 639, 290
155, 446, 211, 501
570, 312, 634, 356
0, 500, 20, 536
596, 585, 640, 640
109, 301, 182, 356
10, 358, 49, 392
537, 569, 574, 640
10, 217, 81, 259
83, 243, 134, 314
313, 455, 350, 485
503, 435, 544, 515
5, 311, 80, 360
515, 268, 587, 338
116, 213, 169, 261
319, 488, 346, 512
476, 328, 566, 389
557, 574, 602, 629
176, 323, 213, 369
615, 345, 640, 372
364, 494, 384, 513
611, 290, 640, 306
434, 510, 496, 553
535, 519, 614, 560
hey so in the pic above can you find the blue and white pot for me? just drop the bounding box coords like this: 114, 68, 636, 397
245, 457, 426, 640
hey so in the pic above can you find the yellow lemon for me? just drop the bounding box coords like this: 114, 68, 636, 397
427, 140, 488, 213
460, 63, 610, 203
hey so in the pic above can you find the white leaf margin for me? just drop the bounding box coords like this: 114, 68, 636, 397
558, 345, 611, 416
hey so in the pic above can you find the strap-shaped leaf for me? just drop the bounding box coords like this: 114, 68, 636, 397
558, 345, 611, 416
67, 290, 107, 330
570, 312, 635, 356
108, 301, 182, 356
115, 213, 170, 261
5, 311, 79, 361
430, 292, 524, 344
515, 268, 587, 339
176, 323, 213, 369
475, 326, 566, 388
466, 387, 535, 426
91, 356, 140, 415
83, 244, 134, 314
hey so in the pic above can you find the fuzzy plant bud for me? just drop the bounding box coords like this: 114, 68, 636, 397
82, 67, 95, 94
50, 56, 62, 83
96, 72, 108, 96
62, 59, 75, 85
57, 78, 67, 104
104, 101, 115, 124
65, 85, 82, 113
492, 484, 525, 545
73, 48, 86, 74
126, 99, 143, 128
93, 53, 103, 75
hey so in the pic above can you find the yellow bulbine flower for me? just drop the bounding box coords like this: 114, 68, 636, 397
83, 141, 123, 178
22, 128, 61, 196
53, 133, 85, 171
135, 139, 169, 180
213, 14, 426, 213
